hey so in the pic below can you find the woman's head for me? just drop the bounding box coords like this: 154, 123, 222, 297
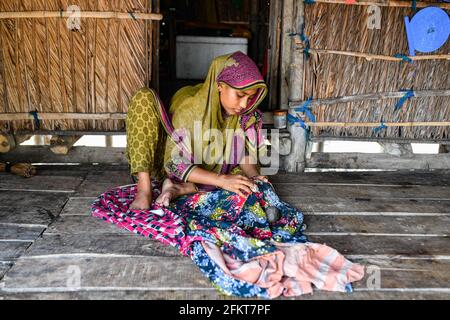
218, 82, 258, 116
215, 51, 267, 117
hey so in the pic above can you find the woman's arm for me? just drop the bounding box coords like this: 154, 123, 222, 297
187, 167, 257, 198
239, 155, 260, 178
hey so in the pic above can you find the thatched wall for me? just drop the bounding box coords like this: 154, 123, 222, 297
0, 0, 157, 133
301, 1, 449, 140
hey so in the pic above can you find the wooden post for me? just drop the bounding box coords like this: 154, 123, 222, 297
282, 0, 307, 173
50, 135, 82, 155
439, 145, 450, 154
267, 0, 283, 110
105, 135, 113, 148
379, 142, 414, 157
0, 134, 32, 153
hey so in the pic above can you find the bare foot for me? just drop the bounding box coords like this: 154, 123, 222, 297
156, 178, 197, 207
130, 191, 152, 210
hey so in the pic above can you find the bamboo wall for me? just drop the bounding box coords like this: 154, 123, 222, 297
0, 0, 157, 133
301, 1, 449, 140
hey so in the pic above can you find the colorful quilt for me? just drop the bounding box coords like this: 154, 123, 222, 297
91, 180, 364, 298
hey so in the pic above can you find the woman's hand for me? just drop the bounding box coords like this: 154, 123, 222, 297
251, 175, 269, 183
217, 174, 258, 198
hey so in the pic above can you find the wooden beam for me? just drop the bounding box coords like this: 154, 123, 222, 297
0, 134, 32, 153
0, 11, 163, 21
50, 136, 82, 155
307, 153, 450, 170
439, 145, 450, 154
293, 46, 450, 62
0, 146, 127, 165
306, 0, 450, 9
289, 89, 450, 108
311, 136, 450, 145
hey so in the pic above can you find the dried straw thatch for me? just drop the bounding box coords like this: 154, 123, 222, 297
301, 1, 449, 140
0, 0, 158, 133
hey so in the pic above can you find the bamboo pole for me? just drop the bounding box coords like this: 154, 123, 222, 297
289, 89, 450, 107
0, 11, 163, 21
294, 44, 450, 62
307, 0, 450, 9
0, 113, 127, 121
301, 121, 450, 128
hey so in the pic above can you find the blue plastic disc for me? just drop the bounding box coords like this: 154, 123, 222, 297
405, 7, 449, 56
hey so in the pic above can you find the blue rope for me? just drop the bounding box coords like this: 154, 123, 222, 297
29, 110, 41, 130
304, 0, 316, 4
293, 98, 316, 122
394, 89, 415, 111
300, 23, 310, 59
394, 54, 413, 64
287, 113, 307, 129
288, 24, 310, 58
411, 0, 417, 11
373, 123, 388, 134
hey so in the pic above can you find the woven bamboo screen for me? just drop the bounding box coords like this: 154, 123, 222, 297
0, 0, 161, 133
299, 1, 449, 141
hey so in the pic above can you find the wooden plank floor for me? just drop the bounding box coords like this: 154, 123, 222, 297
0, 166, 449, 300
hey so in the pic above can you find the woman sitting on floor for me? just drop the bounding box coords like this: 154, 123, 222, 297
126, 51, 269, 210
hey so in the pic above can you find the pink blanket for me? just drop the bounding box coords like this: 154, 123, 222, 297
202, 241, 365, 298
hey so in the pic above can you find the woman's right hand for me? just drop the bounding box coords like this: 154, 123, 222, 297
217, 174, 258, 198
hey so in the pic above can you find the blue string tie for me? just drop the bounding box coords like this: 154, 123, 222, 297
29, 110, 41, 130
293, 98, 316, 122
373, 123, 388, 134
394, 54, 413, 64
394, 89, 415, 111
411, 0, 417, 12
287, 113, 307, 129
304, 0, 316, 4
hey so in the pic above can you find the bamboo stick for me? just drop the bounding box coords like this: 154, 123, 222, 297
0, 11, 163, 21
294, 44, 450, 62
307, 0, 450, 10
0, 113, 127, 121
302, 121, 450, 127
289, 89, 450, 107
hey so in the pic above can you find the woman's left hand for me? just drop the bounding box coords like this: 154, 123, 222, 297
251, 175, 269, 183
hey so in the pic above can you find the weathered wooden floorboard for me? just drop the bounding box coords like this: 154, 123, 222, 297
303, 215, 450, 235
24, 234, 181, 257
0, 242, 32, 261
59, 198, 96, 216
270, 171, 450, 186
281, 197, 450, 214
274, 185, 450, 199
0, 256, 448, 298
307, 235, 450, 256
0, 262, 13, 280
1, 290, 449, 300
0, 208, 56, 226
0, 174, 83, 192
0, 225, 46, 241
0, 191, 69, 210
